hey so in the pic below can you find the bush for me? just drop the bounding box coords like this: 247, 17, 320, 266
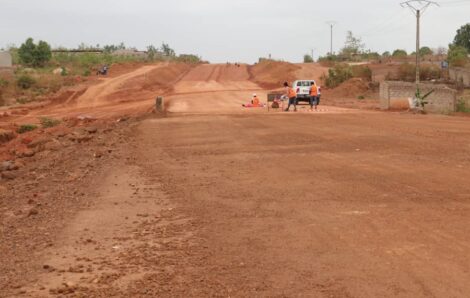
397, 63, 415, 81
16, 75, 36, 89
448, 45, 468, 67
457, 99, 470, 113
39, 117, 61, 128
324, 64, 353, 88
352, 65, 372, 80
16, 97, 33, 104
303, 54, 314, 63
318, 55, 340, 65
390, 63, 442, 82
83, 69, 91, 76
420, 64, 441, 80
17, 124, 38, 134
177, 54, 202, 64
18, 38, 52, 67
0, 78, 9, 88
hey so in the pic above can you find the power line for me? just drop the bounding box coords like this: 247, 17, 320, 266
439, 0, 470, 4
359, 9, 411, 37
400, 0, 439, 85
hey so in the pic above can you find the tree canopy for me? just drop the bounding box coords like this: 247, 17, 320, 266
18, 38, 51, 67
161, 43, 176, 57
448, 45, 469, 67
303, 54, 314, 63
419, 47, 433, 56
392, 49, 408, 58
453, 23, 470, 52
340, 31, 365, 58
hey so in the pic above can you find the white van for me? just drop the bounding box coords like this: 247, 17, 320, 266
293, 80, 321, 103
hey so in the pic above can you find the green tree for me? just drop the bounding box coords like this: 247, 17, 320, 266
18, 38, 52, 67
448, 45, 469, 67
147, 45, 157, 60
340, 31, 364, 58
303, 54, 314, 63
36, 41, 52, 64
18, 38, 36, 65
161, 43, 175, 57
453, 23, 470, 52
392, 49, 408, 58
419, 46, 433, 56
382, 51, 391, 58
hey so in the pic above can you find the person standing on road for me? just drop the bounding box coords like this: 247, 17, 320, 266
310, 82, 319, 110
284, 82, 297, 112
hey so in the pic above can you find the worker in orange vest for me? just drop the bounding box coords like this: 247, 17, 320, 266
251, 94, 260, 106
310, 82, 319, 110
284, 82, 297, 112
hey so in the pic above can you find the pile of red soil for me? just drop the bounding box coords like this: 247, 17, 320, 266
328, 78, 370, 98
249, 60, 300, 89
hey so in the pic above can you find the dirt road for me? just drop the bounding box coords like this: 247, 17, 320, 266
3, 64, 470, 297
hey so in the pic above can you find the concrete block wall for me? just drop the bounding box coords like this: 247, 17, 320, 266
449, 67, 470, 87
0, 51, 12, 68
380, 81, 457, 113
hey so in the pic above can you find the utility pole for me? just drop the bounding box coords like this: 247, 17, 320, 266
326, 21, 336, 56
310, 48, 316, 62
401, 1, 439, 85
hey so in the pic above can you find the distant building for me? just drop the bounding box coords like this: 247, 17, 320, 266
0, 51, 12, 68
111, 49, 150, 59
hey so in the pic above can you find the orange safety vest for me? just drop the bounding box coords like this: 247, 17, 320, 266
288, 87, 297, 98
252, 97, 260, 105
310, 85, 318, 96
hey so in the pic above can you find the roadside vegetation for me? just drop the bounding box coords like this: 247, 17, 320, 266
457, 90, 470, 113
0, 38, 203, 107
17, 124, 38, 134
321, 64, 372, 88
318, 24, 470, 90
39, 117, 61, 128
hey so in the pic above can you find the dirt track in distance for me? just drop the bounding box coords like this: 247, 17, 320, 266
2, 63, 470, 297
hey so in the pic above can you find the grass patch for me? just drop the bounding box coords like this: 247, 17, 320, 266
0, 78, 9, 88
39, 117, 61, 128
17, 124, 38, 134
16, 75, 36, 89
457, 99, 470, 113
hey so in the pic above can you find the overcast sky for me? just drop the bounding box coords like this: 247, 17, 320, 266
1, 0, 469, 63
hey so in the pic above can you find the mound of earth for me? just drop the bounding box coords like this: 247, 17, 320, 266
107, 62, 194, 101
294, 63, 329, 83
329, 78, 370, 98
249, 60, 300, 89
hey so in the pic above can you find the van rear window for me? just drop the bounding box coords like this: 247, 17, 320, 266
296, 81, 315, 87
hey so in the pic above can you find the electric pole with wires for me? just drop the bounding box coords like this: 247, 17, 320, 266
400, 0, 439, 85
326, 21, 337, 56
